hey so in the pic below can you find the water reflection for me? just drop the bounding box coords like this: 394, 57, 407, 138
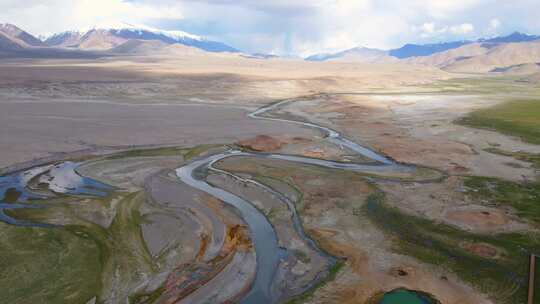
0, 161, 113, 226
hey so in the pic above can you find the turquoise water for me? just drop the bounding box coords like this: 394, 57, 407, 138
380, 289, 434, 304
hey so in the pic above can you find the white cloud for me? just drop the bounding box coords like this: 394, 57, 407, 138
422, 22, 436, 34
413, 22, 449, 38
412, 21, 476, 39
0, 0, 184, 36
449, 23, 474, 34
413, 0, 485, 18
1, 0, 539, 55
489, 18, 501, 30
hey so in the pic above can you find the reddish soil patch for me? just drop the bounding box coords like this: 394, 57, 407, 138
445, 208, 510, 231
161, 224, 251, 303
237, 135, 284, 152
461, 243, 498, 258
302, 148, 326, 158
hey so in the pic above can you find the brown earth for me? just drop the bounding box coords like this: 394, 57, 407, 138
444, 208, 511, 232
461, 243, 499, 258
237, 135, 286, 152
407, 41, 540, 73
216, 157, 491, 304
0, 55, 450, 170
279, 93, 540, 181
159, 197, 254, 304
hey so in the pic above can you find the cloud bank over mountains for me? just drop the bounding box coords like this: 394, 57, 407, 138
1, 0, 539, 56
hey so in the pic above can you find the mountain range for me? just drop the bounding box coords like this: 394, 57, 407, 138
0, 23, 45, 48
406, 40, 540, 73
44, 23, 237, 52
306, 31, 540, 73
1, 23, 539, 74
308, 32, 540, 62
0, 22, 238, 57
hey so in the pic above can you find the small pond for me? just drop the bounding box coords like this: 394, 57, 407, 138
380, 288, 438, 304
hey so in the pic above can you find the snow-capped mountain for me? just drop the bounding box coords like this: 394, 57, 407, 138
45, 22, 238, 53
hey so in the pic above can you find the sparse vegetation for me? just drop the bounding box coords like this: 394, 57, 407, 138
425, 77, 540, 96
463, 176, 540, 225
457, 100, 540, 144
106, 146, 186, 159
106, 144, 225, 160
292, 249, 312, 264
2, 190, 163, 303
485, 147, 540, 170
0, 223, 104, 304
183, 144, 224, 161
285, 260, 345, 304
365, 192, 540, 304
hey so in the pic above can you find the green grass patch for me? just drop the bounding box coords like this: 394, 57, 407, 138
423, 77, 540, 96
484, 148, 540, 170
106, 144, 224, 161
457, 100, 540, 144
365, 192, 540, 304
183, 144, 224, 161
0, 223, 104, 304
463, 176, 540, 225
0, 144, 234, 303
285, 259, 345, 304
106, 146, 186, 159
3, 191, 160, 302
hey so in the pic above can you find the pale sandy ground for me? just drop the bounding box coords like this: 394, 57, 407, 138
0, 55, 450, 171
280, 94, 540, 182
0, 101, 316, 169
272, 94, 539, 233
240, 90, 540, 303
0, 56, 449, 106
1, 54, 526, 303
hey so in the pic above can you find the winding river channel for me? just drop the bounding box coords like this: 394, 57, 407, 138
175, 99, 413, 303
0, 97, 416, 303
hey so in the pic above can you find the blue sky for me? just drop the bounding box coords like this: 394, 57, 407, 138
1, 0, 539, 56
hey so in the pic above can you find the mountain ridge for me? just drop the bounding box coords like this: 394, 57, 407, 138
43, 23, 238, 53
306, 32, 540, 62
0, 23, 45, 47
406, 40, 540, 73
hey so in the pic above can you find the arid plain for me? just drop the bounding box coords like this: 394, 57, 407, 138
1, 50, 540, 304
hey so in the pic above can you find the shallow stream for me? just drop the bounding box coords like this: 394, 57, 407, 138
175, 99, 414, 303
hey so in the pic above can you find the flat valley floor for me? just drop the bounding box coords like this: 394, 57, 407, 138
1, 55, 539, 304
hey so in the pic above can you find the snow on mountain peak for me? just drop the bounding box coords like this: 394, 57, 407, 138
87, 21, 202, 41
44, 21, 202, 42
